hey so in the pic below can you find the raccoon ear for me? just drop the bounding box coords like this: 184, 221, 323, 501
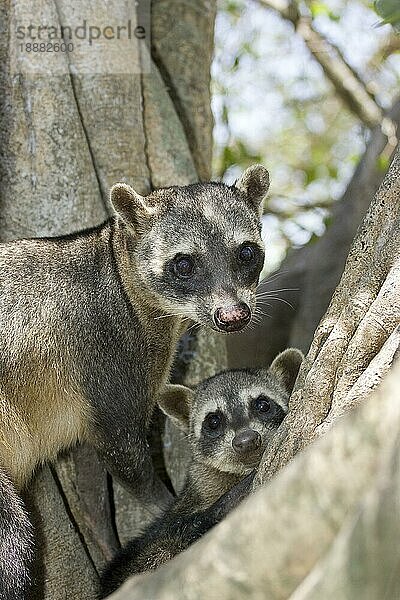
158, 384, 194, 433
110, 183, 157, 232
269, 348, 304, 395
235, 164, 270, 215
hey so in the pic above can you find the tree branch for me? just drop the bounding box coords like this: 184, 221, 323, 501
257, 0, 385, 128
368, 31, 400, 68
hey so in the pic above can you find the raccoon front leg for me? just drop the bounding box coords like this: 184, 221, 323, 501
102, 434, 172, 508
161, 471, 255, 547
0, 468, 33, 600
92, 407, 173, 511
99, 473, 255, 596
208, 470, 255, 522
81, 347, 175, 511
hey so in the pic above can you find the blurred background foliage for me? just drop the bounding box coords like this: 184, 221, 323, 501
211, 0, 400, 272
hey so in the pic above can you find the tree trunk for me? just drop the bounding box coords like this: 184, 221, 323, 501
1, 1, 222, 597
256, 148, 400, 482
106, 149, 400, 600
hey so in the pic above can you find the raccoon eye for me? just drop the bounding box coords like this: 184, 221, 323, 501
238, 244, 256, 263
253, 395, 271, 413
205, 412, 222, 430
173, 255, 194, 278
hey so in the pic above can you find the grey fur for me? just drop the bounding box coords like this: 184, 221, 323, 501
0, 469, 33, 600
235, 164, 270, 215
0, 166, 268, 597
100, 348, 303, 596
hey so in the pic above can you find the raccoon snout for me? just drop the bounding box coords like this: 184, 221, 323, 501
232, 429, 261, 455
213, 302, 251, 332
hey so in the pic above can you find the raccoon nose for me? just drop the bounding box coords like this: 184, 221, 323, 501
232, 430, 261, 454
214, 302, 251, 332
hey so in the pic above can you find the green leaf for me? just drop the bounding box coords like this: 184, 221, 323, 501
376, 154, 390, 172
323, 214, 333, 229
374, 0, 400, 31
307, 232, 320, 245
327, 165, 339, 179
223, 0, 244, 18
348, 153, 361, 165
309, 1, 340, 21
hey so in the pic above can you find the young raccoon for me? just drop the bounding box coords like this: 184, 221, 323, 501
100, 348, 303, 597
0, 165, 269, 599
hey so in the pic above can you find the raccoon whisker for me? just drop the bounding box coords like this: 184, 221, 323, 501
256, 292, 295, 300
256, 287, 299, 296
248, 315, 265, 329
255, 300, 272, 307
187, 321, 201, 333
258, 270, 288, 286
256, 289, 298, 296
258, 311, 271, 323
256, 294, 295, 311
261, 297, 295, 310
254, 309, 271, 319
249, 316, 260, 326
149, 307, 189, 319
248, 321, 261, 331
154, 313, 190, 320
253, 309, 270, 320
250, 317, 261, 325
179, 432, 195, 441
178, 317, 192, 323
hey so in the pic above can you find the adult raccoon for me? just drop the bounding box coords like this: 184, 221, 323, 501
0, 165, 269, 598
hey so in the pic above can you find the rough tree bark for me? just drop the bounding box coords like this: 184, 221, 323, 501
256, 147, 400, 481
0, 1, 223, 597
105, 148, 400, 600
